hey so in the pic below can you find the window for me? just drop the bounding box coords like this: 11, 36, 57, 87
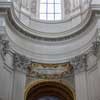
40, 0, 62, 21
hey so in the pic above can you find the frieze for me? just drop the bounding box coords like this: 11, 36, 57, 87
27, 63, 73, 79
0, 36, 99, 74
11, 39, 100, 74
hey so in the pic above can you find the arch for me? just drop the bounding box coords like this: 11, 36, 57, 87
25, 80, 75, 100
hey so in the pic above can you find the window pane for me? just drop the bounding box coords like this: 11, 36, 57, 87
48, 0, 54, 3
40, 4, 46, 13
55, 0, 61, 3
48, 4, 54, 13
47, 14, 54, 20
55, 4, 61, 13
40, 14, 46, 20
39, 0, 62, 20
55, 14, 61, 20
40, 0, 47, 3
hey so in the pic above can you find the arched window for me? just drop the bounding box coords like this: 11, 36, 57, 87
39, 0, 62, 20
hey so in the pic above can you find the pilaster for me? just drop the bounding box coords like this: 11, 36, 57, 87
12, 70, 26, 100
71, 54, 88, 100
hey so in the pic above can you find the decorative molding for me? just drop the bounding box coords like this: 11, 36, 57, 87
27, 63, 73, 79
0, 33, 99, 74
10, 39, 100, 74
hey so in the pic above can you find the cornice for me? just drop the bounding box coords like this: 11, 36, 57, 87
5, 23, 96, 64
0, 33, 99, 74
0, 2, 97, 42
91, 4, 100, 11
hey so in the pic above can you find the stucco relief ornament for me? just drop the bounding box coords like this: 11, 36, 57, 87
13, 53, 31, 72
91, 41, 100, 56
0, 34, 4, 50
70, 54, 87, 74
0, 34, 9, 60
27, 63, 73, 79
1, 40, 9, 55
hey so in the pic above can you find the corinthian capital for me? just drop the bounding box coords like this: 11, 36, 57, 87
13, 52, 31, 72
70, 54, 87, 74
91, 41, 100, 56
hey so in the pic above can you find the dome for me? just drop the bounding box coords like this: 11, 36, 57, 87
11, 0, 91, 36
13, 0, 91, 21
